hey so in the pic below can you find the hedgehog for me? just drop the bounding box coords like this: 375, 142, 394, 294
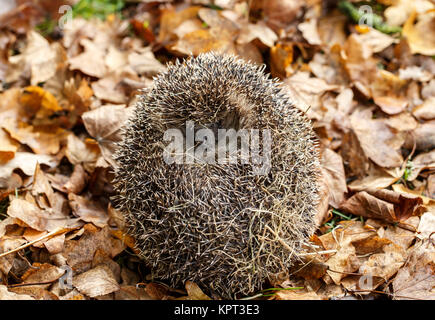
112, 52, 321, 299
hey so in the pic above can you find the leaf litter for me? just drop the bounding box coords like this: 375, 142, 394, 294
0, 0, 434, 300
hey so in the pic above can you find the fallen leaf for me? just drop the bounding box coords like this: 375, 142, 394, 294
64, 164, 88, 194
68, 193, 109, 228
321, 148, 347, 208
412, 97, 435, 120
0, 285, 34, 300
404, 121, 435, 151
61, 224, 125, 274
69, 39, 107, 78
73, 264, 119, 298
6, 198, 73, 232
402, 10, 435, 56
350, 108, 404, 168
65, 134, 100, 172
0, 128, 18, 164
7, 31, 65, 85
393, 240, 435, 300
274, 290, 323, 300
298, 18, 322, 46
237, 22, 278, 48
340, 188, 425, 223
82, 105, 133, 168
183, 281, 211, 300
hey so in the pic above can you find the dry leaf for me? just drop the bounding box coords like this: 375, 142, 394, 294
350, 108, 404, 168
68, 193, 109, 228
61, 224, 125, 274
73, 264, 119, 298
82, 105, 133, 168
0, 285, 34, 300
274, 290, 323, 300
412, 97, 435, 120
404, 121, 435, 151
321, 148, 347, 208
393, 241, 435, 300
69, 39, 107, 78
185, 281, 212, 300
65, 134, 100, 172
340, 188, 425, 223
7, 31, 65, 85
402, 11, 435, 56
237, 22, 278, 47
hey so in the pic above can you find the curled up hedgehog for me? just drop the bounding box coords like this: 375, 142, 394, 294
112, 52, 321, 299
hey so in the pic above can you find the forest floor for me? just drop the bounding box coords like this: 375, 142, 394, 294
0, 0, 434, 300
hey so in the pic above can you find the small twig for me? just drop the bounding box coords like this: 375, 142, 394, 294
299, 249, 338, 257
0, 227, 70, 259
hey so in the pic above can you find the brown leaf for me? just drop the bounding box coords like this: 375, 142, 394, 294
0, 285, 34, 300
403, 11, 435, 56
185, 281, 212, 300
21, 263, 64, 289
321, 148, 347, 208
2, 119, 66, 155
274, 289, 323, 300
64, 164, 88, 194
115, 286, 152, 300
145, 282, 171, 300
69, 39, 107, 78
404, 121, 435, 151
340, 188, 425, 223
350, 108, 404, 168
82, 105, 133, 168
65, 134, 100, 172
0, 128, 18, 164
393, 241, 435, 300
61, 224, 125, 274
412, 97, 435, 120
73, 264, 119, 298
237, 22, 278, 47
6, 198, 73, 232
7, 31, 65, 85
407, 149, 435, 181
253, 0, 304, 32
68, 193, 109, 228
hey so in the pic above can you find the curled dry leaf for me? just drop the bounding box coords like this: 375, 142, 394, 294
340, 188, 426, 224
